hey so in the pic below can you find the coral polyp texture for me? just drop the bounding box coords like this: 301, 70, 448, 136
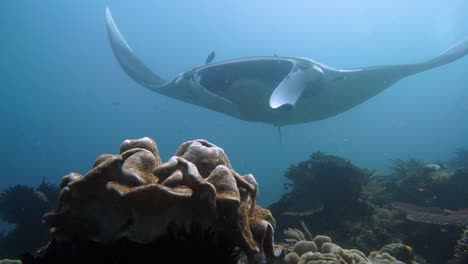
38, 137, 282, 264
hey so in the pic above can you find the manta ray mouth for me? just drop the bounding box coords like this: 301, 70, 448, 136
193, 58, 294, 98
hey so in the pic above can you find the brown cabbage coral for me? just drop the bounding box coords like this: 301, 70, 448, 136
42, 137, 282, 264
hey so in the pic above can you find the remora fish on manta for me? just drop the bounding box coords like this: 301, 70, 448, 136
105, 7, 468, 126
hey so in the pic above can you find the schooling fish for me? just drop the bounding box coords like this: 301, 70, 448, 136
105, 7, 468, 126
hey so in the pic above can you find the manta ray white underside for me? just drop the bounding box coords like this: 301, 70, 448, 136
105, 7, 468, 126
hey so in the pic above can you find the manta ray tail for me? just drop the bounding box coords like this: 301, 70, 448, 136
419, 37, 468, 72
278, 126, 282, 145
105, 7, 167, 90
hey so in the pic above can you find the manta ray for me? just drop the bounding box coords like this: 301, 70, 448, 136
105, 7, 468, 126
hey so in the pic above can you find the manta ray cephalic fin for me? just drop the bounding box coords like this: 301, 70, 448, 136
269, 64, 324, 109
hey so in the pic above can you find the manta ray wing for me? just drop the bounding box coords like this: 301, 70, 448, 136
106, 7, 468, 126
106, 7, 166, 89
299, 37, 468, 122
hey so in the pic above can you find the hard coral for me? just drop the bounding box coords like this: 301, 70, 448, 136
392, 202, 468, 226
270, 152, 373, 250
40, 137, 281, 264
386, 158, 468, 210
282, 151, 370, 214
451, 226, 468, 264
284, 234, 372, 264
370, 243, 415, 264
283, 229, 418, 264
390, 159, 426, 179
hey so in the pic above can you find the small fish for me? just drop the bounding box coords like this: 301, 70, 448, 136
404, 245, 414, 253
205, 51, 215, 64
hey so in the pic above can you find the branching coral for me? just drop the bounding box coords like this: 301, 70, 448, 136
389, 159, 426, 179
361, 178, 389, 205
283, 221, 313, 244
38, 137, 281, 264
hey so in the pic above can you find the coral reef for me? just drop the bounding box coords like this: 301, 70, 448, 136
26, 137, 282, 264
281, 225, 418, 264
375, 159, 468, 263
4, 140, 465, 263
390, 159, 427, 179
0, 180, 59, 259
385, 158, 468, 210
269, 152, 397, 253
450, 226, 468, 264
380, 165, 468, 263
270, 151, 372, 224
269, 152, 468, 263
372, 163, 468, 264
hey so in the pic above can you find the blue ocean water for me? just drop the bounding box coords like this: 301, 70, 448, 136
0, 0, 467, 215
